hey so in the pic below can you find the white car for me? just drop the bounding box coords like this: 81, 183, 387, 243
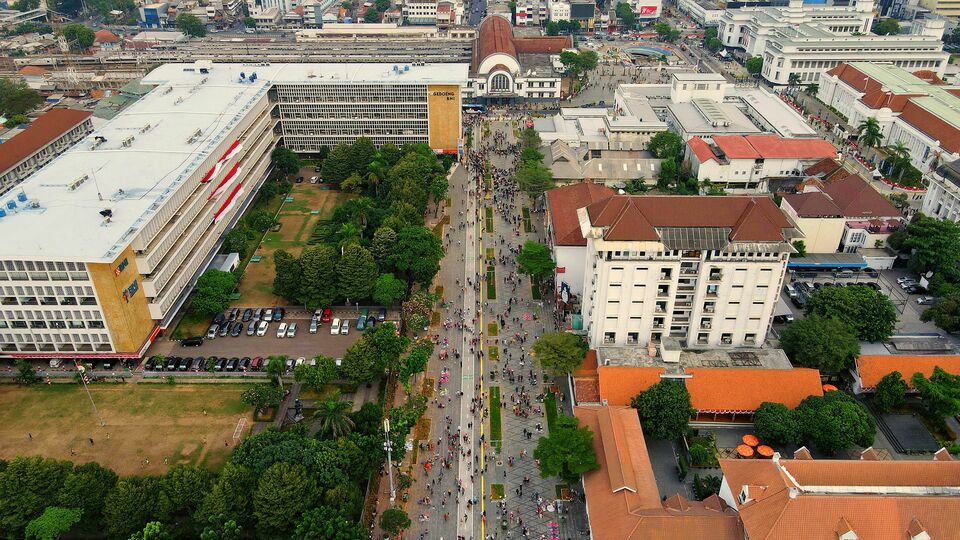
340, 322, 350, 335
296, 356, 305, 366
276, 322, 288, 338
286, 322, 297, 338
256, 321, 269, 336
330, 318, 341, 335
309, 318, 318, 334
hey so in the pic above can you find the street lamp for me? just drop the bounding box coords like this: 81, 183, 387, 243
383, 418, 396, 503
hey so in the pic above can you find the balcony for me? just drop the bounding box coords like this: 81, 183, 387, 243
708, 271, 723, 281
700, 320, 712, 329
703, 305, 716, 313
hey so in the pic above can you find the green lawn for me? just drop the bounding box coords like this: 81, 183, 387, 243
545, 392, 558, 433
522, 207, 532, 233
531, 280, 542, 300
485, 207, 494, 233
489, 346, 499, 361
491, 483, 505, 500
489, 386, 502, 452
486, 265, 496, 299
487, 321, 498, 336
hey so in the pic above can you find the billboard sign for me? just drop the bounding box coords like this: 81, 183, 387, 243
639, 5, 659, 15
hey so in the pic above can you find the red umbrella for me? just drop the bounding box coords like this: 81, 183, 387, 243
742, 434, 759, 447
736, 445, 755, 458
757, 445, 775, 458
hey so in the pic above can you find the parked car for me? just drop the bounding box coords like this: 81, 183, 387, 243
273, 308, 285, 321
230, 321, 243, 337
213, 313, 226, 326
242, 308, 253, 322
166, 357, 178, 370
367, 315, 377, 328
905, 284, 928, 294
286, 322, 298, 338
341, 322, 350, 335
863, 267, 879, 278
276, 322, 288, 338
257, 321, 269, 336
784, 284, 797, 298
773, 313, 795, 324
309, 318, 318, 334
228, 308, 239, 321
182, 336, 203, 347
314, 165, 321, 173
356, 315, 366, 331
263, 308, 273, 320
214, 358, 225, 371
296, 356, 305, 366
227, 357, 238, 371
864, 282, 881, 291
178, 358, 189, 371
285, 357, 294, 370
900, 280, 919, 290
253, 308, 263, 321
331, 318, 341, 335
240, 357, 251, 370
218, 323, 230, 337
206, 324, 219, 339
377, 307, 387, 321
251, 357, 263, 370
321, 307, 332, 323
918, 296, 938, 305
833, 270, 855, 279
145, 356, 159, 370
897, 276, 917, 285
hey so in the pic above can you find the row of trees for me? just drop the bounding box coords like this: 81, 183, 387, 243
545, 19, 581, 36
753, 391, 875, 453
780, 284, 897, 375
647, 131, 701, 193
890, 214, 960, 331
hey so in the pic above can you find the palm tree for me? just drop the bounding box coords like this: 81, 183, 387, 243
338, 222, 361, 248
266, 355, 286, 387
805, 83, 819, 96
313, 394, 355, 438
857, 117, 884, 150
787, 73, 801, 97
885, 142, 911, 180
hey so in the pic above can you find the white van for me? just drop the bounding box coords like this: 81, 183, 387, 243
331, 318, 341, 335
276, 322, 288, 338
784, 283, 797, 298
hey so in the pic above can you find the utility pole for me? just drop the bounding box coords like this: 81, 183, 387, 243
383, 418, 396, 503
75, 362, 105, 427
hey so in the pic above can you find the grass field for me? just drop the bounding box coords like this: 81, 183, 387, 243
485, 207, 494, 233
522, 207, 532, 233
545, 392, 558, 433
531, 280, 542, 300
0, 384, 252, 476
487, 322, 498, 337
489, 386, 502, 452
491, 483, 505, 500
235, 184, 352, 307
486, 265, 496, 300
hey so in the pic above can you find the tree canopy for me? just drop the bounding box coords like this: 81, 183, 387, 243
192, 269, 237, 316
795, 391, 875, 453
779, 315, 861, 375
270, 147, 301, 175
513, 160, 555, 199
631, 380, 695, 440
379, 508, 411, 537
752, 402, 800, 445
912, 367, 960, 429
176, 13, 206, 37
746, 57, 763, 74
805, 285, 897, 342
0, 77, 42, 117
904, 214, 960, 281
873, 18, 901, 35
874, 371, 907, 413
61, 24, 95, 49
532, 332, 587, 376
533, 415, 600, 483
517, 241, 556, 283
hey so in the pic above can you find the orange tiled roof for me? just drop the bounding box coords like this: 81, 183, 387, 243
18, 65, 48, 75
597, 366, 665, 406
0, 109, 92, 174
577, 406, 743, 540
720, 457, 960, 540
855, 354, 960, 390
545, 183, 616, 246
684, 368, 823, 412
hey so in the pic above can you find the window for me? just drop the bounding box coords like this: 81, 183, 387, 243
721, 333, 733, 345
603, 332, 616, 344
745, 333, 757, 344
627, 332, 639, 344
490, 73, 511, 92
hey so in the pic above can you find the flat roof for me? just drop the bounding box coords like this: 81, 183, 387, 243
0, 108, 91, 174
786, 252, 866, 268
0, 62, 469, 263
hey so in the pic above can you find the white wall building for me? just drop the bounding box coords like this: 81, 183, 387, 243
548, 0, 570, 21
677, 0, 722, 26
576, 195, 794, 349
922, 159, 960, 222
718, 0, 949, 85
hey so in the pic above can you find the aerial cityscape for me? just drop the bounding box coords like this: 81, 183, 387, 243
2, 0, 960, 537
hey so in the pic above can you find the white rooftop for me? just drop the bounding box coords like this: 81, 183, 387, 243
0, 62, 469, 263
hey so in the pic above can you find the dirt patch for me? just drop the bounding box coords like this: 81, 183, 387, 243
0, 384, 252, 475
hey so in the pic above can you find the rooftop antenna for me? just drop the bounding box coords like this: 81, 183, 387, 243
90, 167, 105, 201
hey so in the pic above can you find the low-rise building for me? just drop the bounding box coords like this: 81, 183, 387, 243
677, 0, 723, 26
0, 108, 93, 198
93, 29, 120, 50
719, 453, 960, 539
17, 65, 49, 90
547, 0, 570, 20
541, 141, 662, 186
577, 194, 795, 349
852, 354, 960, 393
687, 135, 837, 192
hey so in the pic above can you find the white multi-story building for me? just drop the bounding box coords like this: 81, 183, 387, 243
0, 109, 93, 198
820, 62, 960, 172
0, 61, 466, 359
922, 159, 960, 222
576, 195, 794, 349
547, 0, 570, 21
677, 0, 722, 26
718, 0, 949, 85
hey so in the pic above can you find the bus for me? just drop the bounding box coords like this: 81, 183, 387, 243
463, 103, 487, 114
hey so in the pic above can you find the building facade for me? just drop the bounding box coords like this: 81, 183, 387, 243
0, 62, 465, 359
718, 0, 949, 85
0, 109, 93, 198
922, 159, 960, 222
577, 195, 794, 349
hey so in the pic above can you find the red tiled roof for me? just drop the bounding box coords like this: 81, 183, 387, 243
709, 135, 836, 160
94, 29, 120, 43
899, 99, 960, 154
913, 69, 945, 85
712, 135, 761, 159
803, 158, 844, 179
597, 366, 665, 406
821, 174, 901, 218
684, 368, 824, 412
688, 136, 718, 163
0, 109, 92, 174
545, 182, 616, 246
18, 66, 48, 75
514, 36, 570, 54
477, 16, 517, 62
584, 195, 791, 243
577, 406, 743, 540
720, 457, 960, 540
781, 192, 843, 218
855, 355, 960, 390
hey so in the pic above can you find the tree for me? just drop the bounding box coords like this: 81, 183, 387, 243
513, 161, 555, 199
805, 83, 819, 96
298, 245, 338, 310
791, 239, 806, 257
857, 117, 884, 150
340, 337, 382, 384
265, 356, 286, 386
338, 244, 378, 301
313, 393, 356, 439
200, 515, 242, 540
874, 371, 907, 413
0, 456, 71, 536
253, 463, 317, 538
873, 18, 901, 35
654, 21, 672, 40
294, 355, 338, 391
0, 78, 42, 117
128, 521, 170, 540
4, 114, 27, 128
658, 159, 679, 190
904, 214, 960, 279
371, 226, 397, 268
195, 463, 255, 529
221, 229, 248, 259
103, 477, 163, 539
14, 358, 40, 385
533, 415, 600, 483
160, 464, 213, 521
375, 0, 390, 10
241, 383, 284, 413
706, 37, 722, 52
752, 402, 800, 445
243, 16, 256, 27
546, 20, 560, 35
191, 269, 236, 316
387, 226, 444, 290
616, 1, 636, 29
693, 474, 722, 501
646, 131, 684, 160
363, 7, 380, 21
779, 315, 860, 374
630, 380, 695, 440
61, 23, 95, 49
270, 147, 300, 175
746, 56, 763, 75
321, 144, 355, 185
176, 13, 206, 37
246, 210, 276, 232
398, 346, 430, 391
373, 273, 406, 306
795, 391, 875, 453
912, 367, 960, 429
379, 508, 411, 537
532, 332, 587, 376
921, 293, 960, 332
787, 72, 801, 96
24, 507, 81, 540
57, 462, 117, 532
272, 249, 302, 302
295, 506, 365, 540
805, 284, 897, 342
517, 241, 556, 283
16, 0, 40, 11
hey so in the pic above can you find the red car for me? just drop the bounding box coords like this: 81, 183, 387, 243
320, 307, 332, 323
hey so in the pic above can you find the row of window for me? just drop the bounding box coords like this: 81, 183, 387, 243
1, 342, 112, 352
602, 330, 759, 345
3, 332, 110, 343
274, 84, 427, 103
1, 285, 94, 296
2, 296, 97, 306
1, 319, 104, 329
2, 309, 103, 320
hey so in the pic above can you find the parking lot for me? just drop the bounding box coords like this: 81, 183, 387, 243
145, 306, 398, 372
